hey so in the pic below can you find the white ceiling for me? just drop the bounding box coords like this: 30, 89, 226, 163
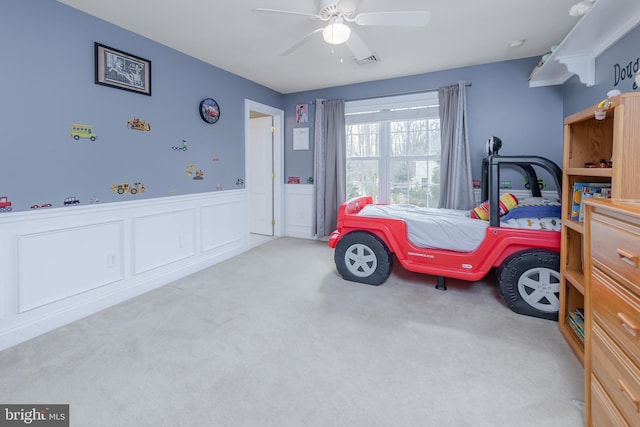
57, 0, 583, 94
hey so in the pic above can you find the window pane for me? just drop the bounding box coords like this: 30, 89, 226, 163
390, 159, 440, 207
424, 161, 440, 207
391, 120, 430, 156
347, 159, 379, 202
428, 118, 441, 153
346, 123, 379, 157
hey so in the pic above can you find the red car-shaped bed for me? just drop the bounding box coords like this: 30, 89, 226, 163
329, 155, 563, 321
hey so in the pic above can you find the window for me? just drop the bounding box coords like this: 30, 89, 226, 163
345, 92, 441, 207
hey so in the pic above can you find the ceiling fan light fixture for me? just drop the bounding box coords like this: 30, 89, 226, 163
323, 21, 351, 45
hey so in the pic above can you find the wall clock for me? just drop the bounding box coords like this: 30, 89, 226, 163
199, 98, 220, 124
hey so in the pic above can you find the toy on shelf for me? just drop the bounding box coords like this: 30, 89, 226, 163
595, 89, 621, 120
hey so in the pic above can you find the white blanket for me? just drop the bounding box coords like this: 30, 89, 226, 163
358, 205, 489, 252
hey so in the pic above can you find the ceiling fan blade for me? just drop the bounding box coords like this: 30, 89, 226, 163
252, 8, 322, 20
280, 28, 324, 56
346, 30, 373, 61
353, 11, 431, 27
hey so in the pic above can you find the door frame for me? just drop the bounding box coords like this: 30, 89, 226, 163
244, 99, 284, 239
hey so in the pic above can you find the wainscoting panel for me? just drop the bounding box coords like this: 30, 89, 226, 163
18, 221, 124, 313
201, 199, 244, 252
285, 184, 314, 239
0, 191, 248, 351
133, 209, 196, 275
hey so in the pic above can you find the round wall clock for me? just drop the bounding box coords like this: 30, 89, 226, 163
199, 98, 220, 124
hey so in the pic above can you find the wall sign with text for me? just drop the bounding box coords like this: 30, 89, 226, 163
613, 56, 640, 91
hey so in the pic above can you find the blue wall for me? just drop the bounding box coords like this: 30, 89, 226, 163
283, 57, 566, 191
0, 0, 283, 213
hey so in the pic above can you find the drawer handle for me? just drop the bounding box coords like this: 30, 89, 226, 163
618, 379, 640, 413
618, 312, 640, 339
616, 247, 639, 267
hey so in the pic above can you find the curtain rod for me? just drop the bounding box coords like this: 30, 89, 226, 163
310, 82, 472, 104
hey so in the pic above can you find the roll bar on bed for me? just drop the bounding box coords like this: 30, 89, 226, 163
480, 155, 563, 227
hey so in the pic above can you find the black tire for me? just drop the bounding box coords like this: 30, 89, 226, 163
334, 231, 393, 285
497, 249, 560, 321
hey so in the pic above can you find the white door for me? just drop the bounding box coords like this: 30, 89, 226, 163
249, 116, 274, 235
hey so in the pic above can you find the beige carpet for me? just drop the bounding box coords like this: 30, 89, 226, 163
0, 237, 584, 427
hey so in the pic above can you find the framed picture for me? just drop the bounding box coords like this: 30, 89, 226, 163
295, 104, 308, 123
199, 98, 220, 124
95, 43, 151, 96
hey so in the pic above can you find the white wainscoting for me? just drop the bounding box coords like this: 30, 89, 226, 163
285, 184, 314, 239
0, 191, 248, 351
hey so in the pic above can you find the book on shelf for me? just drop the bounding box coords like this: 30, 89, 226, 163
567, 312, 584, 341
571, 182, 612, 222
567, 310, 585, 341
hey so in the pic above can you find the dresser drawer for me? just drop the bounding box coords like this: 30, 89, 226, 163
591, 212, 640, 295
592, 375, 630, 427
592, 322, 640, 427
592, 268, 640, 368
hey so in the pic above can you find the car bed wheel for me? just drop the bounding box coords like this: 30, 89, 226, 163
334, 232, 393, 286
497, 249, 560, 321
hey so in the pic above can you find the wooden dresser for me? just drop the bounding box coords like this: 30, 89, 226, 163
584, 198, 640, 426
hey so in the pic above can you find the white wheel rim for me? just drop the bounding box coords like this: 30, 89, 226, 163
517, 267, 560, 313
344, 243, 378, 277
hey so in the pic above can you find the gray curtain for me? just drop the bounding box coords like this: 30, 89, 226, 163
438, 81, 475, 210
313, 99, 346, 238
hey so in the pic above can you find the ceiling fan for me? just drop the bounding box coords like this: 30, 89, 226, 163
253, 0, 431, 61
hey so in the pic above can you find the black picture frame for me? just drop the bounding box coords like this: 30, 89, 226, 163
95, 43, 151, 96
199, 98, 220, 124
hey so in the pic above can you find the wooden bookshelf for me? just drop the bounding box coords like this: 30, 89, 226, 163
559, 92, 640, 365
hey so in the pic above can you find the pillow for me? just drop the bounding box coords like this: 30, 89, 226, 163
501, 203, 561, 221
470, 193, 518, 220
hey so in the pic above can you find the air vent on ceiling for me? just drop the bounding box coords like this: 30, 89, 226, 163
354, 54, 380, 65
